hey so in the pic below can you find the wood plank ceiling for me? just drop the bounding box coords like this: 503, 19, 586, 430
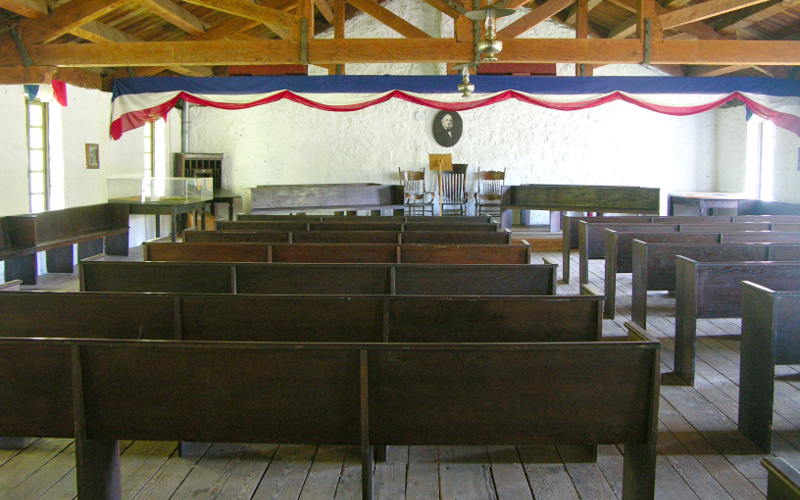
0, 0, 798, 90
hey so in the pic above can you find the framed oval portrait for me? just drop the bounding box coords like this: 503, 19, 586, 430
432, 110, 463, 148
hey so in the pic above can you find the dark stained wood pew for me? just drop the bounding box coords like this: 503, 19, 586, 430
733, 215, 800, 223
0, 336, 659, 500
183, 229, 513, 244
578, 221, 780, 284
81, 261, 558, 295
3, 204, 129, 284
0, 292, 602, 343
602, 231, 800, 319
217, 221, 501, 232
0, 279, 22, 291
629, 242, 800, 329
762, 457, 800, 499
238, 214, 496, 223
636, 257, 800, 385
143, 242, 531, 264
738, 282, 800, 453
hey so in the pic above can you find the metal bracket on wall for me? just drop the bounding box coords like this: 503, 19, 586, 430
300, 19, 309, 66
643, 19, 652, 66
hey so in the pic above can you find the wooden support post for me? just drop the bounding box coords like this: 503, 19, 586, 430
359, 350, 374, 500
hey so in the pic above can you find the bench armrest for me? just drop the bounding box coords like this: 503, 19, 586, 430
623, 321, 651, 342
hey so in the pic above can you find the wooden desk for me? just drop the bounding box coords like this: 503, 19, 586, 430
501, 184, 660, 229
210, 189, 241, 221
250, 183, 404, 215
667, 192, 747, 216
114, 199, 207, 242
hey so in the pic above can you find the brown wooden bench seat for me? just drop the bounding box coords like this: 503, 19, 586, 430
738, 282, 800, 453
601, 230, 800, 319
0, 292, 602, 343
80, 261, 558, 295
217, 220, 501, 232
238, 214, 496, 223
626, 257, 800, 386
3, 204, 129, 284
761, 457, 800, 498
628, 242, 800, 329
183, 229, 513, 244
143, 242, 531, 264
0, 335, 659, 500
577, 221, 792, 285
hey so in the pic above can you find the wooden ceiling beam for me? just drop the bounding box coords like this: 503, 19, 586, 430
347, 0, 432, 38
189, 17, 262, 41
7, 37, 800, 67
497, 0, 574, 39
72, 21, 141, 44
659, 0, 774, 30
19, 0, 128, 45
0, 0, 47, 19
564, 0, 603, 26
607, 0, 724, 39
0, 65, 102, 88
134, 0, 207, 35
315, 0, 335, 24
689, 63, 750, 75
710, 0, 781, 31
181, 0, 301, 41
298, 0, 313, 40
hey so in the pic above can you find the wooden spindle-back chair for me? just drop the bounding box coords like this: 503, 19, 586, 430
440, 164, 469, 216
475, 169, 505, 216
398, 168, 434, 216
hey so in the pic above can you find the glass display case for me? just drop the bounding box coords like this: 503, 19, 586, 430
108, 176, 213, 204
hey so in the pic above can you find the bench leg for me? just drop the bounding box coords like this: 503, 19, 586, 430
361, 444, 374, 500
78, 239, 104, 261
374, 445, 387, 462
104, 233, 129, 256
76, 438, 121, 500
500, 208, 513, 230
46, 245, 75, 274
622, 441, 656, 500
5, 254, 37, 285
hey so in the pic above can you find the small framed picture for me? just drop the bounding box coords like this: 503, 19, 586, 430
85, 143, 99, 169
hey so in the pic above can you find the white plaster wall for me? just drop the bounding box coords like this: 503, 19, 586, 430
0, 86, 33, 216
714, 106, 747, 193
770, 125, 800, 203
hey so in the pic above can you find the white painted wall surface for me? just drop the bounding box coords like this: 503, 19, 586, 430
714, 106, 748, 194
0, 86, 33, 216
770, 125, 800, 203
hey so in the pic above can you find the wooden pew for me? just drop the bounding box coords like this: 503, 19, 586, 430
602, 231, 800, 319
0, 335, 659, 500
733, 215, 800, 223
629, 242, 800, 329
578, 221, 778, 284
143, 242, 532, 264
217, 221, 501, 232
560, 215, 738, 282
654, 257, 800, 385
238, 214, 496, 223
738, 282, 800, 452
762, 457, 800, 499
80, 261, 558, 295
3, 204, 129, 284
183, 229, 513, 244
0, 292, 602, 343
0, 279, 22, 291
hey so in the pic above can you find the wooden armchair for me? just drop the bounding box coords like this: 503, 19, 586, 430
399, 169, 434, 216
440, 164, 469, 216
475, 169, 505, 216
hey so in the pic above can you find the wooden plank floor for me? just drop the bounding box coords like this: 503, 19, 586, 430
0, 245, 796, 499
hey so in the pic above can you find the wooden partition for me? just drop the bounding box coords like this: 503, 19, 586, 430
0, 336, 659, 500
0, 292, 602, 343
143, 242, 531, 265
738, 282, 800, 452
81, 262, 558, 296
669, 258, 800, 385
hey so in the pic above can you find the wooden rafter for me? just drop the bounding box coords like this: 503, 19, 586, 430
564, 0, 603, 26
0, 0, 46, 19
315, 0, 335, 24
181, 0, 301, 40
3, 38, 800, 67
19, 0, 128, 45
718, 0, 800, 36
420, 0, 464, 19
347, 0, 432, 38
607, 0, 724, 39
711, 0, 782, 31
497, 0, 574, 39
134, 0, 207, 35
659, 0, 774, 30
298, 0, 314, 40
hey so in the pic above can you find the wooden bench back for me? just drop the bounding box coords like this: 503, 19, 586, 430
605, 230, 719, 273
721, 231, 800, 244
237, 215, 495, 223
582, 222, 678, 259
634, 242, 800, 292
186, 230, 512, 245
677, 257, 800, 318
733, 215, 800, 222
0, 292, 601, 343
183, 230, 291, 243
218, 221, 500, 232
0, 337, 658, 448
81, 262, 557, 295
144, 242, 530, 264
677, 222, 772, 233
